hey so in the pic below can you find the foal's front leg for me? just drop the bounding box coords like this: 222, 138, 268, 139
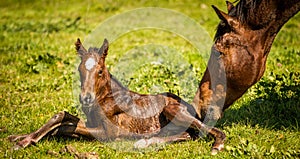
8, 111, 106, 150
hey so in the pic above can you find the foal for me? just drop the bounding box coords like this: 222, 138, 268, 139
9, 39, 225, 154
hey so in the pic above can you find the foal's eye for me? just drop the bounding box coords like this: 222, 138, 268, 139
98, 70, 103, 76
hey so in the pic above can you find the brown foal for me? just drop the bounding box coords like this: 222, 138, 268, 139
9, 39, 225, 154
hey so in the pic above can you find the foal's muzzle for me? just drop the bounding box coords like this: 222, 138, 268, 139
80, 92, 95, 106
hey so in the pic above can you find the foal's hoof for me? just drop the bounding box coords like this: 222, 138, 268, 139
8, 135, 18, 142
211, 144, 224, 155
211, 148, 219, 155
8, 134, 28, 142
10, 137, 33, 150
11, 144, 23, 151
134, 139, 149, 149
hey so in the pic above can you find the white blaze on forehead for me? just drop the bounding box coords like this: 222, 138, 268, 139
85, 57, 96, 70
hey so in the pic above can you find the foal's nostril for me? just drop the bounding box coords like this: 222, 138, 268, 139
80, 93, 95, 105
85, 93, 92, 103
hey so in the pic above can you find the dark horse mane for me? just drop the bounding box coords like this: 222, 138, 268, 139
214, 0, 300, 40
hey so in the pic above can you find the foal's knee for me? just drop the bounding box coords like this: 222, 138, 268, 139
49, 111, 66, 123
50, 111, 80, 125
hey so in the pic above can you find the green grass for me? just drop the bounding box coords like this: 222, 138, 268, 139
1, 0, 299, 158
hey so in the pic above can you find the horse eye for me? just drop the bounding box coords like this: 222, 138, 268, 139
98, 70, 103, 76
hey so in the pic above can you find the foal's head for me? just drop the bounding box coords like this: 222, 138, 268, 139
75, 38, 110, 107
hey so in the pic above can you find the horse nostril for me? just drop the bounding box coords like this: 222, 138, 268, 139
86, 93, 91, 98
85, 93, 95, 103
85, 93, 91, 103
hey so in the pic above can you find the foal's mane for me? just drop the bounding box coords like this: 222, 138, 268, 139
109, 73, 129, 91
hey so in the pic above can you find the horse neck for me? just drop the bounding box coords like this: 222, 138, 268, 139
96, 72, 128, 101
110, 74, 128, 92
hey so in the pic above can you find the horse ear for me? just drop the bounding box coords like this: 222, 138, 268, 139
226, 1, 234, 13
212, 5, 240, 31
98, 38, 109, 58
75, 38, 87, 56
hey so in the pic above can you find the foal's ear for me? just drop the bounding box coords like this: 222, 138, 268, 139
98, 38, 109, 58
75, 38, 87, 56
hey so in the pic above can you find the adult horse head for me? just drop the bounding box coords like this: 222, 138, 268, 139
193, 0, 300, 122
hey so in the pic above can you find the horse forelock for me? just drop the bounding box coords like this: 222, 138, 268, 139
214, 0, 272, 40
88, 47, 99, 54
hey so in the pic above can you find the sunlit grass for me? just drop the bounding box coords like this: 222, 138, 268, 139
0, 0, 299, 158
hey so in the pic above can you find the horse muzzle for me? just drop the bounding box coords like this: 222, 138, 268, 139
79, 92, 96, 107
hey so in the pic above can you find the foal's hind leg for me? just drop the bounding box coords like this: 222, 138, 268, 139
8, 111, 105, 150
163, 104, 226, 155
134, 132, 191, 149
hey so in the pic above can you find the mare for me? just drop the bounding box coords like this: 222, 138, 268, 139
192, 0, 300, 123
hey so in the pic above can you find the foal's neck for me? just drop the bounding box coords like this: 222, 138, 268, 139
97, 72, 128, 101
110, 74, 128, 92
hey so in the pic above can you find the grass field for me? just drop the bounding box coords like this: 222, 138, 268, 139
0, 0, 299, 158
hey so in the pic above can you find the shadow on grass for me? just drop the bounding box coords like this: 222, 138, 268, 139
218, 72, 300, 131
